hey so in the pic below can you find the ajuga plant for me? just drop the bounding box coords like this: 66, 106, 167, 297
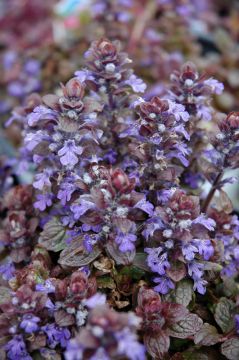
1, 38, 239, 360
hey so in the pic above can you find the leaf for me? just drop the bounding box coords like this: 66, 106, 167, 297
59, 236, 101, 267
120, 266, 145, 280
54, 309, 75, 327
144, 332, 170, 359
174, 280, 193, 306
214, 298, 235, 333
168, 313, 203, 339
194, 323, 221, 346
39, 218, 67, 252
106, 241, 135, 265
162, 303, 189, 325
97, 276, 116, 290
221, 338, 239, 360
167, 261, 186, 282
133, 252, 150, 272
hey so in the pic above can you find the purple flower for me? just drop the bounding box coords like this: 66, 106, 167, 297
167, 100, 189, 122
33, 170, 52, 190
194, 239, 214, 260
36, 279, 55, 294
5, 335, 31, 360
57, 181, 76, 205
235, 314, 239, 334
115, 328, 146, 360
0, 261, 15, 280
42, 324, 71, 349
182, 243, 198, 261
83, 293, 106, 309
153, 276, 175, 294
34, 193, 53, 211
145, 247, 170, 275
20, 314, 40, 333
65, 339, 84, 360
75, 69, 94, 82
71, 199, 96, 220
192, 215, 216, 231
204, 78, 224, 95
83, 234, 99, 252
134, 198, 154, 216
24, 59, 40, 75
27, 105, 56, 126
58, 140, 83, 168
125, 75, 147, 93
115, 232, 137, 252
90, 348, 110, 360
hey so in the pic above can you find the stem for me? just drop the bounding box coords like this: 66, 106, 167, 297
202, 171, 223, 213
127, 1, 157, 54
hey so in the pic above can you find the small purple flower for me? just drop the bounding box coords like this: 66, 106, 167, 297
115, 327, 146, 360
134, 198, 154, 216
115, 232, 137, 252
125, 75, 147, 93
42, 323, 71, 349
71, 199, 96, 220
153, 276, 175, 294
5, 335, 31, 360
83, 292, 106, 309
36, 279, 55, 294
20, 314, 40, 333
57, 181, 76, 205
75, 69, 94, 83
65, 339, 84, 360
182, 243, 198, 261
33, 170, 52, 190
27, 105, 56, 126
0, 261, 15, 280
58, 140, 83, 168
34, 193, 53, 211
167, 100, 189, 122
194, 239, 214, 260
145, 247, 170, 275
234, 314, 239, 334
192, 215, 216, 231
204, 78, 224, 95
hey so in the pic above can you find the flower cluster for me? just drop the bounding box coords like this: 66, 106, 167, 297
65, 300, 145, 360
143, 189, 215, 294
170, 61, 224, 122
2, 8, 239, 357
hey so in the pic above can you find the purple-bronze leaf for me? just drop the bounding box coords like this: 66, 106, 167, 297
144, 332, 170, 360
221, 338, 239, 360
39, 217, 67, 252
214, 298, 235, 333
194, 323, 221, 346
168, 313, 203, 339
59, 236, 101, 267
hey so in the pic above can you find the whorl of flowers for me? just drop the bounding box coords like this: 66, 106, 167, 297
170, 61, 224, 122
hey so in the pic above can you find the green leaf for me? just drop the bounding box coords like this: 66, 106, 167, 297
194, 323, 221, 346
174, 279, 193, 306
39, 217, 67, 252
168, 313, 203, 339
214, 298, 235, 333
97, 276, 116, 289
120, 265, 145, 280
59, 236, 101, 267
221, 338, 239, 360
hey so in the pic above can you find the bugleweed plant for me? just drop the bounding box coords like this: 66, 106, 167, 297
1, 38, 239, 360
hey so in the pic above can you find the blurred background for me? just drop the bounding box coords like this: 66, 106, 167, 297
1, 0, 239, 205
